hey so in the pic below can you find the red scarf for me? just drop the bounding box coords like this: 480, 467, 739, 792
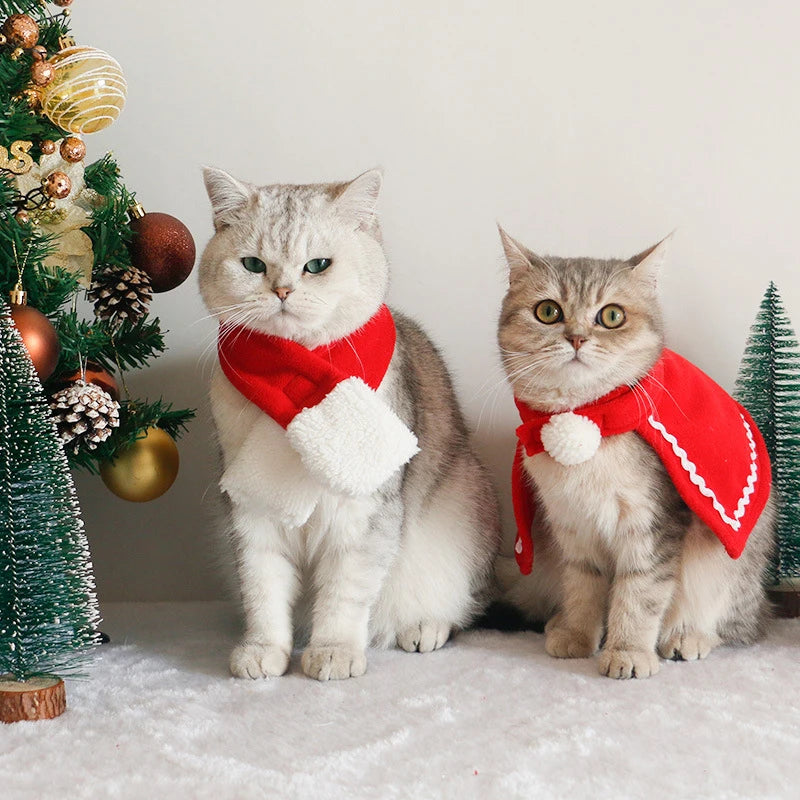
218, 305, 396, 428
512, 349, 771, 574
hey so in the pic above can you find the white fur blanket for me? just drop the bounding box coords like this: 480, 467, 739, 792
2, 603, 798, 799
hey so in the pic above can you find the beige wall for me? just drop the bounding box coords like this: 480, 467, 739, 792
73, 0, 800, 599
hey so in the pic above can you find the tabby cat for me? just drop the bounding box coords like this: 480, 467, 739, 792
497, 229, 774, 679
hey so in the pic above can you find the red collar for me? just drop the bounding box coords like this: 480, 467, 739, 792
218, 305, 396, 428
512, 349, 771, 574
514, 356, 668, 455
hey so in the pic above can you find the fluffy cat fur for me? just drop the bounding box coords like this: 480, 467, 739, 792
199, 167, 500, 681
496, 229, 775, 679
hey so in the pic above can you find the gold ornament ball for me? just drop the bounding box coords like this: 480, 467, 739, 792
43, 170, 71, 199
30, 60, 55, 87
41, 46, 127, 135
2, 14, 39, 49
59, 136, 85, 163
100, 427, 180, 503
40, 139, 56, 155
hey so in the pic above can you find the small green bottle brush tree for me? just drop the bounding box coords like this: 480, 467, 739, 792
1, 2, 195, 719
735, 282, 800, 616
0, 302, 98, 722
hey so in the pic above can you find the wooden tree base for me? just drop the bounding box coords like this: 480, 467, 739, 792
768, 588, 800, 618
0, 676, 66, 723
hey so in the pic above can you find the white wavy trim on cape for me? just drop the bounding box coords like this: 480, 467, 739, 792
646, 413, 758, 532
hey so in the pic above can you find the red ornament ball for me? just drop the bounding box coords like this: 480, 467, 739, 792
128, 211, 196, 293
10, 303, 61, 381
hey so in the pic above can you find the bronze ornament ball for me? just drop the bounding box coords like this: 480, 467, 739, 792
43, 170, 71, 199
59, 136, 86, 163
53, 0, 74, 6
40, 139, 56, 155
2, 14, 39, 49
54, 362, 119, 401
100, 427, 180, 502
30, 60, 55, 87
10, 303, 61, 381
128, 211, 196, 293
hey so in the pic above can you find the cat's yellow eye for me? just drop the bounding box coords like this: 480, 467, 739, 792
241, 256, 266, 274
534, 300, 563, 325
597, 304, 626, 329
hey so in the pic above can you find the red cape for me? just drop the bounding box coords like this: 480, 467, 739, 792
512, 349, 771, 574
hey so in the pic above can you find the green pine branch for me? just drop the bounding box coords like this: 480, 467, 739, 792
49, 313, 168, 377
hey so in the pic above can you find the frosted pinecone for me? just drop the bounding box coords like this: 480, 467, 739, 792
50, 380, 121, 452
89, 265, 152, 326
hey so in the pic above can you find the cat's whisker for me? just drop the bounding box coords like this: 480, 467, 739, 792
190, 303, 252, 328
474, 365, 516, 428
643, 375, 687, 419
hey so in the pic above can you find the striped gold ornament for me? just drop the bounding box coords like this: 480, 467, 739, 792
40, 46, 127, 135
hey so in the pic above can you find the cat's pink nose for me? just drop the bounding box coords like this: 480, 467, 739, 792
274, 287, 293, 301
567, 335, 587, 351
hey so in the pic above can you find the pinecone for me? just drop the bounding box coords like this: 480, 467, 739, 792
50, 380, 121, 452
89, 265, 152, 326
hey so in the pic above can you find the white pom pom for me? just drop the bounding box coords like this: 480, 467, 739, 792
540, 412, 601, 466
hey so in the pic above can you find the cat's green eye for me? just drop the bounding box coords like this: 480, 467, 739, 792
304, 258, 332, 275
597, 304, 626, 329
241, 256, 266, 274
534, 300, 563, 325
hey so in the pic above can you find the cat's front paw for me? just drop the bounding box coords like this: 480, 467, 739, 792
598, 648, 660, 679
658, 630, 718, 661
544, 622, 598, 659
230, 641, 290, 679
301, 645, 367, 681
397, 622, 451, 653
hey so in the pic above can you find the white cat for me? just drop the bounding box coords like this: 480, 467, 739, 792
199, 168, 500, 681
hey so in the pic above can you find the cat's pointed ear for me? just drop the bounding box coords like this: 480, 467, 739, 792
203, 166, 252, 231
628, 232, 674, 286
498, 225, 548, 283
336, 169, 383, 229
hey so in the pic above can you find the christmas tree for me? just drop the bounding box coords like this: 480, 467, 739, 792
735, 283, 800, 602
0, 3, 195, 718
0, 300, 98, 720
0, 300, 99, 672
0, 2, 194, 491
